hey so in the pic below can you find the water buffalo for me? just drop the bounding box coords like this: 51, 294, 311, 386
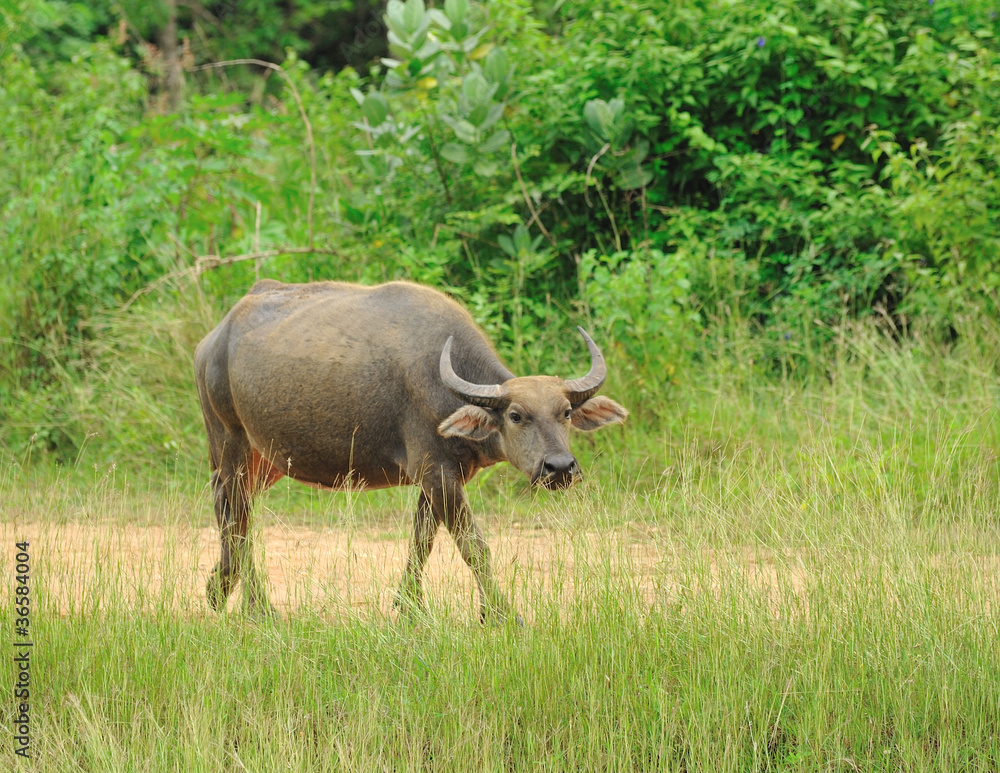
194, 279, 627, 620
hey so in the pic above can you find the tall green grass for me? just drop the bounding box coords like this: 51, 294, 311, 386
2, 509, 998, 770
3, 315, 1000, 770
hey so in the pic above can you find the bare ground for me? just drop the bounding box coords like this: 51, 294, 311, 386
9, 515, 997, 623
0, 519, 815, 621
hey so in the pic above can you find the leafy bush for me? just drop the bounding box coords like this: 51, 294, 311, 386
866, 117, 1000, 323
0, 31, 325, 459
0, 40, 147, 381
580, 247, 698, 394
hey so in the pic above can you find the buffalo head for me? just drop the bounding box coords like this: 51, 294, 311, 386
437, 328, 628, 489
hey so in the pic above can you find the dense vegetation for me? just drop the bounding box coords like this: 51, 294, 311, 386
3, 0, 1000, 467
0, 0, 997, 467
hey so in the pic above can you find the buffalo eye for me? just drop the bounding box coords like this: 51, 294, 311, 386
508, 411, 522, 424
564, 408, 572, 421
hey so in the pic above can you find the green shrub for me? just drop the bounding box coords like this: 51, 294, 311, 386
866, 117, 1000, 324
580, 247, 698, 393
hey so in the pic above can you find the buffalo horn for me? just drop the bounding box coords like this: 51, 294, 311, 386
564, 327, 607, 405
439, 336, 507, 409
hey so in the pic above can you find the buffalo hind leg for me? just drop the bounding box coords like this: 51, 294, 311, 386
206, 470, 237, 609
394, 491, 439, 619
206, 460, 276, 618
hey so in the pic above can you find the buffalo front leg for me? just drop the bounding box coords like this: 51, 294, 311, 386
437, 480, 518, 623
206, 468, 275, 618
394, 491, 439, 618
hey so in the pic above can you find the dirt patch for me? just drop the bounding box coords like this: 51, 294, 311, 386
5, 517, 998, 625
0, 518, 821, 622
0, 520, 651, 618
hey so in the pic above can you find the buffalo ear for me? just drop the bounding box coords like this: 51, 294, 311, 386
438, 405, 500, 441
571, 395, 629, 431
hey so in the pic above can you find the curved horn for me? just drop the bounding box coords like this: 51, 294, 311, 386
564, 327, 607, 405
439, 336, 507, 409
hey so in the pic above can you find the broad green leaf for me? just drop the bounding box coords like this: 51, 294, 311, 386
462, 71, 497, 107
685, 125, 716, 152
426, 9, 451, 30
483, 48, 507, 83
402, 0, 426, 35
445, 0, 468, 25
498, 234, 516, 257
386, 0, 406, 30
441, 115, 477, 143
361, 93, 389, 127
512, 224, 531, 253
473, 158, 498, 177
387, 34, 412, 58
477, 129, 510, 154
481, 103, 505, 131
616, 163, 653, 191
460, 30, 487, 54
440, 142, 469, 163
413, 38, 442, 62
584, 99, 615, 141
469, 104, 489, 127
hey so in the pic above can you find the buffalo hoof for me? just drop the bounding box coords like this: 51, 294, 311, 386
242, 581, 279, 620
245, 600, 280, 622
393, 591, 430, 623
480, 607, 525, 627
205, 572, 234, 612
